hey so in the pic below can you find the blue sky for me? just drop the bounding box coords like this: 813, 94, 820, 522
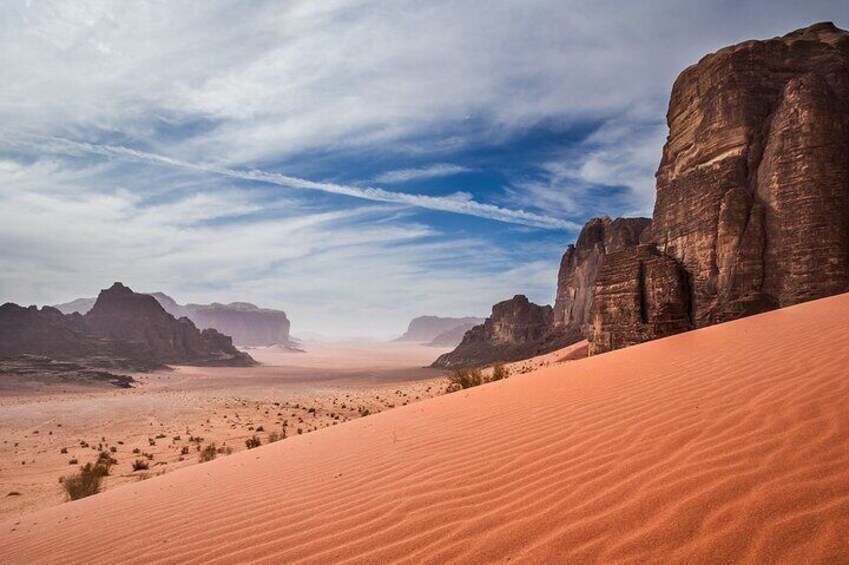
1, 1, 848, 338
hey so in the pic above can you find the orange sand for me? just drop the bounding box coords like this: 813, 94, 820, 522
2, 294, 848, 563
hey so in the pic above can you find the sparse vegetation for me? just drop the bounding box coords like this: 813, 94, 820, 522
132, 459, 149, 471
245, 436, 261, 449
446, 368, 485, 392
491, 362, 510, 381
199, 444, 218, 462
61, 461, 109, 500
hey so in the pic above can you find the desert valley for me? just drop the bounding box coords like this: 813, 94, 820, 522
2, 6, 849, 565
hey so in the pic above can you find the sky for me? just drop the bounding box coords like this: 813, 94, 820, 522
1, 1, 848, 339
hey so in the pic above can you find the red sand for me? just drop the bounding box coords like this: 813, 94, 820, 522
2, 294, 848, 563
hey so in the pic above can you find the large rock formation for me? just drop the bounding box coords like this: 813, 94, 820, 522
86, 283, 253, 367
395, 316, 485, 343
553, 216, 651, 334
56, 292, 292, 347
1, 283, 253, 371
589, 22, 849, 354
588, 245, 692, 355
431, 295, 567, 368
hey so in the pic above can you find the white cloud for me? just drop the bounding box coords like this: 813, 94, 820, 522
373, 163, 472, 184
3, 133, 578, 230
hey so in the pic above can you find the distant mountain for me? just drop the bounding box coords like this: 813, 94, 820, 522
56, 291, 292, 347
54, 297, 96, 315
395, 316, 484, 343
3, 282, 254, 372
425, 323, 479, 347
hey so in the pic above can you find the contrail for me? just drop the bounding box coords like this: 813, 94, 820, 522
2, 132, 578, 231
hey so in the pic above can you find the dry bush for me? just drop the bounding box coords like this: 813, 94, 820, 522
61, 463, 106, 500
446, 368, 485, 392
491, 362, 509, 381
199, 443, 218, 462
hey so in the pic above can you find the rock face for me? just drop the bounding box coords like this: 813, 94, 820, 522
395, 316, 485, 343
589, 22, 849, 354
553, 216, 651, 334
588, 245, 692, 355
1, 283, 253, 370
86, 283, 253, 367
57, 292, 292, 347
431, 296, 567, 368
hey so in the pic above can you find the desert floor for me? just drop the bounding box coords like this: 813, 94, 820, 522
2, 294, 847, 564
0, 341, 466, 521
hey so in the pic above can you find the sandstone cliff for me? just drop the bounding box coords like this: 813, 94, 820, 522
553, 216, 650, 334
590, 22, 849, 353
431, 295, 567, 368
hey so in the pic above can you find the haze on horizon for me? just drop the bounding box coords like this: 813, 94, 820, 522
1, 0, 847, 339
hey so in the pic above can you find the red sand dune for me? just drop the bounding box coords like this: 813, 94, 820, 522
2, 294, 849, 563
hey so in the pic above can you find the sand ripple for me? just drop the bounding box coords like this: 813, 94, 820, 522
2, 294, 848, 563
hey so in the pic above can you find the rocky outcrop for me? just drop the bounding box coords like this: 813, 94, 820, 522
57, 292, 292, 347
586, 22, 849, 354
395, 316, 485, 343
2, 283, 253, 370
431, 296, 567, 368
181, 301, 290, 347
588, 245, 692, 355
85, 283, 253, 367
554, 216, 651, 334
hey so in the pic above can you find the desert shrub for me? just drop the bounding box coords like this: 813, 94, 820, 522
216, 445, 233, 455
61, 464, 104, 500
97, 451, 117, 467
446, 368, 485, 392
132, 459, 149, 471
180, 446, 189, 455
199, 444, 217, 462
132, 448, 140, 454
68, 458, 78, 465
245, 436, 261, 449
60, 447, 68, 454
491, 362, 509, 381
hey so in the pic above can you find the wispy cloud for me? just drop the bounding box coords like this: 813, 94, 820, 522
373, 163, 472, 184
4, 132, 578, 231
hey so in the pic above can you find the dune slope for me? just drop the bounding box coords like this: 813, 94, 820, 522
2, 294, 849, 563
